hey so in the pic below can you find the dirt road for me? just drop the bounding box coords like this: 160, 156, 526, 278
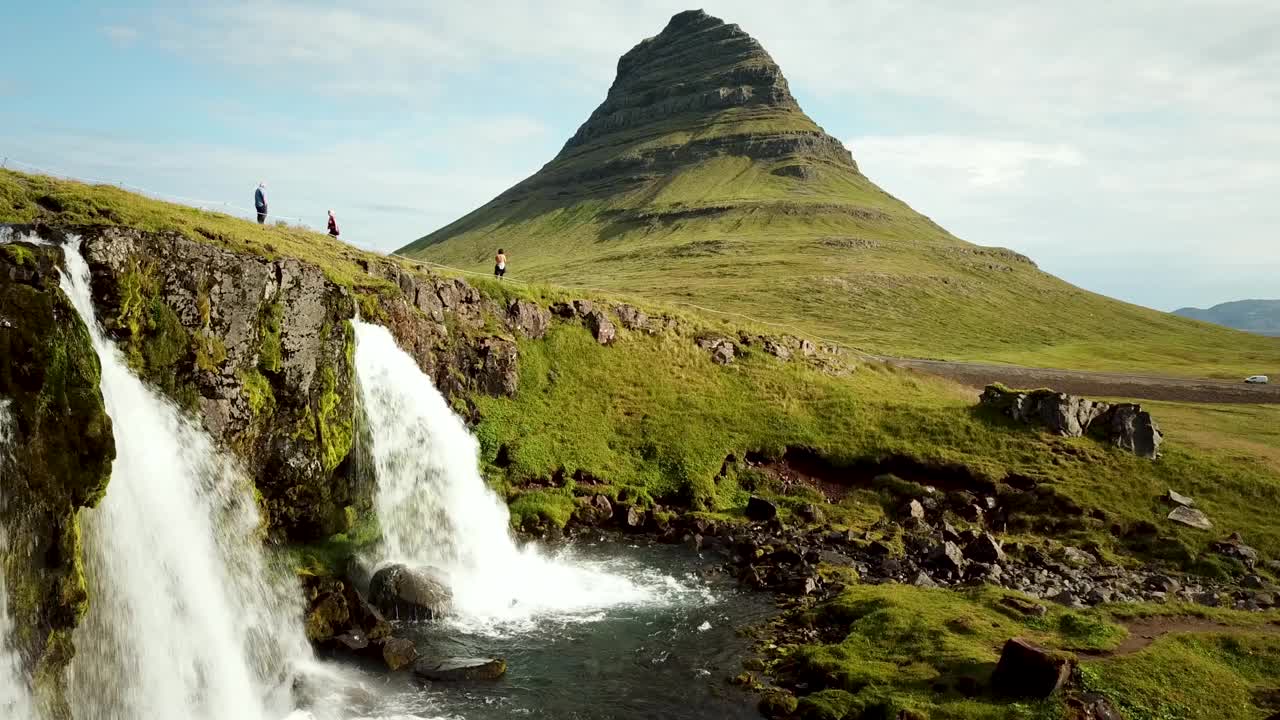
886, 358, 1280, 404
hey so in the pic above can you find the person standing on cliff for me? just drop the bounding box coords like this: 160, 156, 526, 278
254, 182, 268, 224
494, 248, 507, 279
327, 209, 340, 238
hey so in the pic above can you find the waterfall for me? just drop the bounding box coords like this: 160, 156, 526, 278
58, 241, 313, 720
0, 400, 37, 720
353, 321, 696, 632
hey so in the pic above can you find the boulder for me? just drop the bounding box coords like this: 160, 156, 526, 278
696, 336, 736, 365
381, 637, 419, 671
964, 532, 1006, 564
413, 657, 507, 681
762, 339, 792, 361
990, 638, 1075, 698
613, 304, 649, 331
745, 496, 779, 522
368, 564, 452, 621
928, 541, 966, 575
1061, 547, 1097, 567
1167, 506, 1212, 530
582, 309, 616, 345
1211, 533, 1260, 569
798, 503, 825, 524
979, 385, 1162, 458
506, 299, 549, 339
1166, 489, 1195, 507
1101, 403, 1163, 459
980, 385, 1107, 437
905, 499, 926, 521
1066, 693, 1123, 720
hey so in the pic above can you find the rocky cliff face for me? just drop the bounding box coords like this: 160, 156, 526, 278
3, 224, 538, 545
0, 238, 114, 718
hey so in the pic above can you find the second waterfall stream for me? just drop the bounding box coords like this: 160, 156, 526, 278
352, 320, 704, 632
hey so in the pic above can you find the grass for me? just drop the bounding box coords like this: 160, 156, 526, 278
0, 169, 394, 291
475, 321, 1280, 562
399, 78, 1280, 379
769, 582, 1280, 719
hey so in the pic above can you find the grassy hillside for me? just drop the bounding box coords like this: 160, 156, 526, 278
400, 12, 1280, 380
6, 166, 1280, 720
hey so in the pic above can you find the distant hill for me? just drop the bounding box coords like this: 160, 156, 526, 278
400, 9, 1280, 378
1174, 300, 1280, 337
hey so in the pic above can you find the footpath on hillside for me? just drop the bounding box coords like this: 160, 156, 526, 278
887, 358, 1280, 404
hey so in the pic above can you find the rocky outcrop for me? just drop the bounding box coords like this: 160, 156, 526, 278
60, 225, 364, 542
980, 385, 1163, 458
0, 238, 115, 718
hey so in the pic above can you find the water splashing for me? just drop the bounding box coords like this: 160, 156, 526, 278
57, 239, 313, 720
0, 400, 37, 720
352, 321, 707, 633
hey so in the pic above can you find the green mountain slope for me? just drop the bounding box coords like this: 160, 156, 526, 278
1174, 299, 1280, 337
400, 9, 1280, 379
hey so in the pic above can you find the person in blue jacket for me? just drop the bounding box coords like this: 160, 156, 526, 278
255, 182, 268, 224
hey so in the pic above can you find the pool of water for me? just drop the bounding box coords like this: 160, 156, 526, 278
308, 540, 774, 720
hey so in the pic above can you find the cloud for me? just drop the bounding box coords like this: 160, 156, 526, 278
101, 25, 139, 48
24, 1, 1280, 309
848, 136, 1084, 191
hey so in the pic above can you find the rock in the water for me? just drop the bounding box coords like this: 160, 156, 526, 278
369, 564, 453, 621
381, 637, 419, 671
1167, 506, 1213, 530
990, 638, 1075, 698
1166, 489, 1195, 507
413, 657, 507, 681
745, 496, 778, 522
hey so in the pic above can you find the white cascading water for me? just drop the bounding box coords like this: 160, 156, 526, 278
58, 240, 314, 720
353, 321, 705, 632
0, 400, 37, 720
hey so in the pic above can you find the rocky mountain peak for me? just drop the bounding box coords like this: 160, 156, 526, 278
562, 9, 800, 152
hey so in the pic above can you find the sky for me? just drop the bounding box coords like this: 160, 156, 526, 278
2, 1, 1277, 311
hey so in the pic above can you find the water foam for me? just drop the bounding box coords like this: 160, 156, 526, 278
0, 400, 37, 720
352, 321, 709, 634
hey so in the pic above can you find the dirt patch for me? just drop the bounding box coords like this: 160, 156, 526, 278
1080, 616, 1280, 658
887, 358, 1280, 404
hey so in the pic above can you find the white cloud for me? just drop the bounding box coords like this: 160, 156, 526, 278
28, 1, 1280, 309
849, 136, 1084, 191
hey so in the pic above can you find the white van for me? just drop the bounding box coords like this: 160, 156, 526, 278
1245, 375, 1270, 384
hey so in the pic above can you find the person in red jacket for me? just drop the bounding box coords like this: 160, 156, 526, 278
327, 209, 340, 238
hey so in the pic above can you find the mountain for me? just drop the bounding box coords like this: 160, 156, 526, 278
1173, 300, 1280, 337
399, 9, 1280, 378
